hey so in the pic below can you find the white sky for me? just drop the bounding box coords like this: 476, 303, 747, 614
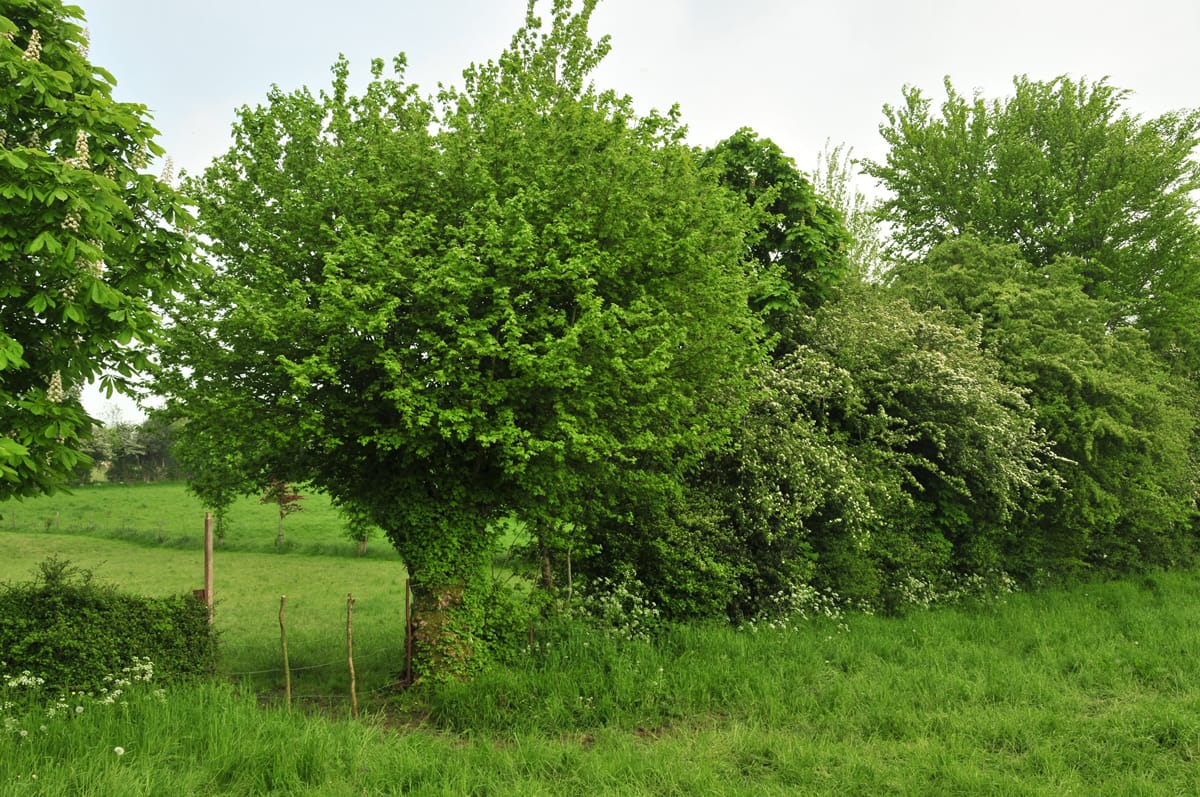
77, 0, 1200, 420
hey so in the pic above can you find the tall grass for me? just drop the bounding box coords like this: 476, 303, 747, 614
3, 483, 1200, 793
4, 571, 1200, 794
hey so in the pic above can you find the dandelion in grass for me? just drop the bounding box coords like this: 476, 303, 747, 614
114, 746, 125, 756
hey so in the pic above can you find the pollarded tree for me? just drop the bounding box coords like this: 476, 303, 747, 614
157, 0, 765, 677
863, 75, 1200, 363
0, 1, 192, 498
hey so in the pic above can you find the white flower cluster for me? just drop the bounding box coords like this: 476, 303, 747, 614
75, 239, 106, 277
22, 29, 41, 62
891, 570, 1019, 611
3, 657, 157, 731
65, 130, 89, 169
574, 571, 663, 643
2, 670, 46, 690
120, 656, 155, 683
46, 371, 64, 404
748, 582, 854, 634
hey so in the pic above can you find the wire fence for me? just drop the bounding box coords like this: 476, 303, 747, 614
224, 586, 414, 713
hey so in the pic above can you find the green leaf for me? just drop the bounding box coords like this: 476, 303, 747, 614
1, 150, 29, 170
27, 293, 50, 314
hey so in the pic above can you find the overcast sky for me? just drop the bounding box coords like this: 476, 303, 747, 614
77, 0, 1200, 419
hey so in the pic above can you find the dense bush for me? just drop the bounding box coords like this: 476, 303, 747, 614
0, 558, 218, 692
891, 238, 1200, 578
584, 286, 1055, 621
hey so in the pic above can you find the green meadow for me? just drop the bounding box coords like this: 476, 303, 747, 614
3, 483, 1200, 795
0, 481, 396, 557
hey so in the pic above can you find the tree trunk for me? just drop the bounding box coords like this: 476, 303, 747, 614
357, 537, 368, 556
275, 516, 284, 547
407, 578, 474, 682
540, 546, 555, 592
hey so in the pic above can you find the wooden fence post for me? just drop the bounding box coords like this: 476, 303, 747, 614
203, 512, 214, 624
347, 593, 358, 719
279, 595, 291, 710
405, 578, 413, 686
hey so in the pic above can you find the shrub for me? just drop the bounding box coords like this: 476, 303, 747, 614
0, 558, 218, 692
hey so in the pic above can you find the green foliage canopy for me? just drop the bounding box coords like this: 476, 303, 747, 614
864, 75, 1200, 360
647, 285, 1054, 617
890, 237, 1198, 576
703, 128, 850, 350
0, 1, 192, 498
158, 0, 765, 673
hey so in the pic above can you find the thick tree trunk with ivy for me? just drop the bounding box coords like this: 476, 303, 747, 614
396, 533, 496, 682
407, 579, 471, 680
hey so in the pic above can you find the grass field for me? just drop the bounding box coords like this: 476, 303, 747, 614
0, 481, 399, 558
3, 483, 1200, 794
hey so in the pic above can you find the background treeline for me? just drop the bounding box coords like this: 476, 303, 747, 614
71, 413, 184, 485
601, 74, 1200, 620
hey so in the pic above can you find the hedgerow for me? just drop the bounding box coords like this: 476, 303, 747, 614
0, 557, 218, 692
